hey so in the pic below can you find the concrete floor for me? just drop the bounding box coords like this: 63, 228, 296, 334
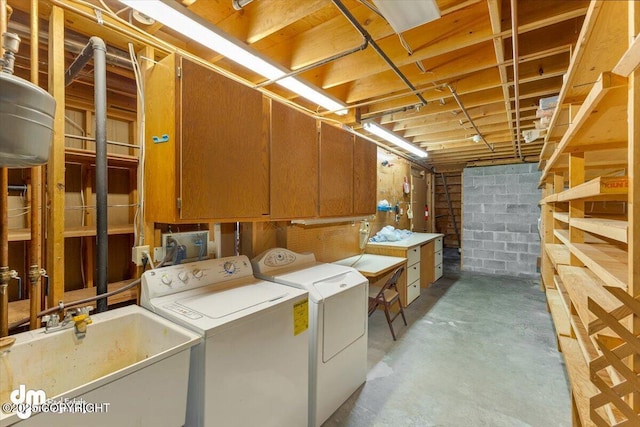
324, 249, 571, 427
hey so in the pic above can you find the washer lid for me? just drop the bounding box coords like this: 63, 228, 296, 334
176, 282, 288, 319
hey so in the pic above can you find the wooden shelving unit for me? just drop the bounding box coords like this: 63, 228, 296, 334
539, 2, 639, 425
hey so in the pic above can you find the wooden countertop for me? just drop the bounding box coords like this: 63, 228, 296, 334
366, 232, 444, 250
333, 254, 406, 277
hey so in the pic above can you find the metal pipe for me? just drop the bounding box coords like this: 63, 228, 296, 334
64, 134, 140, 149
447, 84, 495, 152
255, 40, 368, 89
232, 0, 254, 11
65, 37, 109, 313
511, 0, 523, 160
29, 0, 42, 330
331, 0, 428, 108
8, 185, 27, 193
0, 0, 11, 338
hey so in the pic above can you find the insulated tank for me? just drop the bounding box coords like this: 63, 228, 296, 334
0, 71, 56, 167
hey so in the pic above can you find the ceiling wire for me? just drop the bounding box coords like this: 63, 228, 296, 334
332, 0, 428, 109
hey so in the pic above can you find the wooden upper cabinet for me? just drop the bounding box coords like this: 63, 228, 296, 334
319, 123, 354, 217
353, 136, 377, 215
270, 101, 318, 219
144, 54, 269, 223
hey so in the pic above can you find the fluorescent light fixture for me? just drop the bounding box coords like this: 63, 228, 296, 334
292, 215, 375, 225
120, 0, 348, 115
363, 121, 428, 158
372, 0, 441, 33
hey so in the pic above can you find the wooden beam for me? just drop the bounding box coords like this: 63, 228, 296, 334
46, 5, 65, 308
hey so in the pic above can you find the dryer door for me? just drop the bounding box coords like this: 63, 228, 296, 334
322, 281, 367, 362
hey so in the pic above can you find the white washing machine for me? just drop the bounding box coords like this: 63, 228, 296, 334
141, 255, 309, 427
252, 248, 368, 427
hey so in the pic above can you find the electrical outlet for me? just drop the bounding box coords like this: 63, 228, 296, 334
132, 245, 150, 266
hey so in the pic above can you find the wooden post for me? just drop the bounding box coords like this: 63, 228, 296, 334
46, 6, 66, 308
568, 153, 585, 267
628, 0, 640, 414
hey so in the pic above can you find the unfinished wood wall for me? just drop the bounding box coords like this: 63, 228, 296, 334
434, 169, 462, 248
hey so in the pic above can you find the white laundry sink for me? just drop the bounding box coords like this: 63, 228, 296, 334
0, 304, 201, 426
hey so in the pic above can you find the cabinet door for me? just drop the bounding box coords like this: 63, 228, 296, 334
270, 101, 318, 219
353, 136, 377, 215
319, 123, 353, 217
421, 241, 435, 285
179, 57, 269, 220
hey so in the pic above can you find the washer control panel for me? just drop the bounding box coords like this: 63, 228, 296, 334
251, 248, 316, 274
141, 255, 254, 302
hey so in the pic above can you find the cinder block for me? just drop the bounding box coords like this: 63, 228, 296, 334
495, 251, 518, 261
466, 193, 494, 204
518, 173, 542, 183
474, 175, 496, 185
463, 222, 484, 231
462, 257, 483, 268
464, 203, 483, 214
506, 242, 528, 252
529, 243, 541, 254
484, 204, 507, 214
506, 223, 531, 233
518, 253, 538, 264
484, 260, 506, 270
472, 213, 495, 223
494, 213, 514, 223
484, 184, 507, 195
483, 223, 505, 232
506, 204, 533, 214
462, 239, 483, 249
495, 232, 515, 242
518, 193, 541, 205
473, 231, 494, 240
494, 194, 513, 204
515, 233, 538, 243
483, 241, 505, 251
473, 249, 495, 259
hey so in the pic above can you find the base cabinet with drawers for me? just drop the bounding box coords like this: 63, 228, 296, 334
366, 233, 444, 307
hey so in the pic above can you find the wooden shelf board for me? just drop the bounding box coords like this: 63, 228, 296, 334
546, 288, 571, 338
557, 176, 629, 202
571, 314, 600, 362
558, 265, 624, 331
63, 224, 134, 238
541, 193, 558, 204
65, 147, 138, 169
8, 279, 139, 326
569, 243, 628, 290
554, 275, 571, 320
542, 72, 628, 180
553, 212, 569, 223
558, 336, 598, 427
546, 244, 570, 268
8, 228, 31, 242
570, 217, 628, 244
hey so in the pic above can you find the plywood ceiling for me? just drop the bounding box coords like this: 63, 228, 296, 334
8, 0, 588, 169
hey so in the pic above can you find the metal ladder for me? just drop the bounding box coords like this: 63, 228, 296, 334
440, 173, 460, 247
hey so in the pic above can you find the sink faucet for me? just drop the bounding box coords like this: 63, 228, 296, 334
43, 306, 93, 338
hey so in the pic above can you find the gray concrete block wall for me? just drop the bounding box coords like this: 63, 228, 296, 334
462, 163, 541, 278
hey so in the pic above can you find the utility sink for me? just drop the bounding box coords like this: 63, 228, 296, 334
0, 305, 201, 426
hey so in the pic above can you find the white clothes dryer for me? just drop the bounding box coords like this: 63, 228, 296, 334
141, 255, 309, 427
252, 248, 368, 427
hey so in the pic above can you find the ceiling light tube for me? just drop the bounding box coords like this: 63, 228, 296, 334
363, 121, 427, 158
119, 0, 348, 115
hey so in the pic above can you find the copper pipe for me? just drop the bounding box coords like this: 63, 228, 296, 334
0, 0, 11, 338
30, 0, 42, 330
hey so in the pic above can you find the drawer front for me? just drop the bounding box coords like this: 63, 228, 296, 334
406, 279, 420, 304
407, 246, 420, 266
434, 249, 443, 266
407, 263, 420, 284
435, 263, 443, 280
434, 237, 443, 252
